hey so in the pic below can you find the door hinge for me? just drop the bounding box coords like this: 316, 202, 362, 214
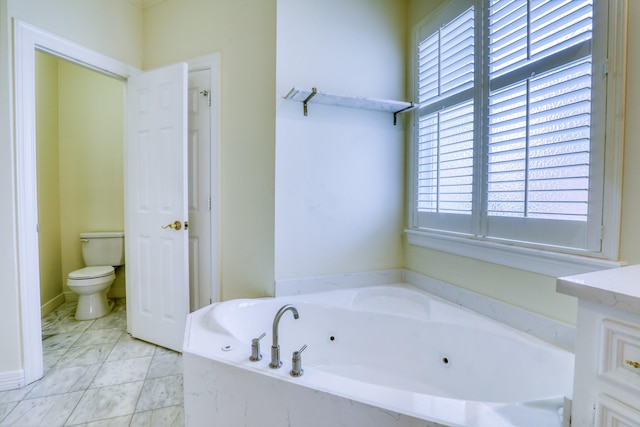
200, 89, 211, 106
603, 59, 609, 76
208, 196, 212, 211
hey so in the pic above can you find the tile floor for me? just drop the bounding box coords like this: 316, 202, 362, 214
0, 299, 184, 427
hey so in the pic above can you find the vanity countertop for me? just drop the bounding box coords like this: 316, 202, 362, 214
556, 264, 640, 314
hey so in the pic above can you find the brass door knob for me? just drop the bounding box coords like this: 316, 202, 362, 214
625, 360, 640, 369
161, 220, 182, 230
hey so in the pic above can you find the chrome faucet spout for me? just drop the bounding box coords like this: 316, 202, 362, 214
269, 304, 299, 368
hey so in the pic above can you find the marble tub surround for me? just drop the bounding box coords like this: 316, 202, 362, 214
556, 264, 640, 314
275, 268, 404, 296
0, 300, 184, 427
405, 270, 576, 352
276, 269, 576, 351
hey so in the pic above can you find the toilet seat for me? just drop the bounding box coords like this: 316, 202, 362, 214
68, 266, 114, 280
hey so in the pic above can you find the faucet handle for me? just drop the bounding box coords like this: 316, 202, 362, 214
249, 332, 266, 361
290, 344, 307, 377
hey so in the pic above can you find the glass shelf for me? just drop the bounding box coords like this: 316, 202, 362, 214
284, 87, 413, 124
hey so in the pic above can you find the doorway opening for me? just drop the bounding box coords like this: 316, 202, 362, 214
35, 51, 126, 320
14, 19, 220, 387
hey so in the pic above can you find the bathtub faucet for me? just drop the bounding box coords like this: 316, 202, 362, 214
269, 304, 299, 368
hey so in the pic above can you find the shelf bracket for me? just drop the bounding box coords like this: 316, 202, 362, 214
393, 103, 414, 126
303, 87, 317, 116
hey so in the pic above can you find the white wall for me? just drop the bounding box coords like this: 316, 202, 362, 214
0, 0, 140, 386
274, 0, 407, 280
0, 0, 22, 378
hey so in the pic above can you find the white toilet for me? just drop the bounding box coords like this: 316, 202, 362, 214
67, 231, 125, 320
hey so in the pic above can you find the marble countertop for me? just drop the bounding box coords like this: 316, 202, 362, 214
556, 264, 640, 314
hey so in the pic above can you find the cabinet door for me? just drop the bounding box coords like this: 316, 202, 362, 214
595, 394, 640, 427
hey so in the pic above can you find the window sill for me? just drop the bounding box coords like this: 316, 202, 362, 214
405, 229, 624, 277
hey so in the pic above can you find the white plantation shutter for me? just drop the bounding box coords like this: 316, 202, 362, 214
413, 0, 604, 252
415, 3, 475, 234
488, 60, 592, 221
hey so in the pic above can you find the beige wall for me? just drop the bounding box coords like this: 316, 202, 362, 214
35, 53, 126, 307
7, 0, 143, 68
143, 0, 277, 300
403, 0, 640, 325
36, 51, 62, 307
57, 58, 125, 298
619, 3, 640, 267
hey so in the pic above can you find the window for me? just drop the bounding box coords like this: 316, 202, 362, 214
409, 0, 624, 265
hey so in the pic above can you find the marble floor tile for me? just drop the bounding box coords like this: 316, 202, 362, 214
90, 356, 152, 388
0, 383, 35, 404
107, 335, 156, 362
43, 348, 68, 372
1, 299, 186, 427
89, 313, 126, 331
26, 365, 101, 399
147, 352, 182, 379
130, 405, 184, 427
65, 414, 134, 427
74, 329, 123, 347
66, 381, 144, 425
0, 390, 84, 427
0, 402, 17, 423
135, 375, 183, 413
56, 343, 116, 368
42, 332, 84, 351
82, 415, 133, 426
43, 318, 94, 335
153, 346, 175, 356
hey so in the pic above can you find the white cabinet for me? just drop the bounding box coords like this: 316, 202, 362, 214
557, 265, 640, 427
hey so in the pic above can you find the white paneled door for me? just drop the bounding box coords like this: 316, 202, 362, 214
125, 63, 189, 352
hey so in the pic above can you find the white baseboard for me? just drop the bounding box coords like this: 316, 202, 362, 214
0, 370, 25, 392
40, 293, 65, 318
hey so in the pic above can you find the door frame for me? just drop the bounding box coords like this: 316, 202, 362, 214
13, 19, 220, 385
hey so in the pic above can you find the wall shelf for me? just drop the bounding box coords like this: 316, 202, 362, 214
284, 87, 414, 125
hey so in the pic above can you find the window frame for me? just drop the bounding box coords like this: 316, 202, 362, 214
406, 0, 628, 276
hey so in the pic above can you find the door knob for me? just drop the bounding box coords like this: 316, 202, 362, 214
161, 220, 182, 230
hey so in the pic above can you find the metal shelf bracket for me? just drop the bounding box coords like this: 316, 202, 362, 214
303, 87, 317, 116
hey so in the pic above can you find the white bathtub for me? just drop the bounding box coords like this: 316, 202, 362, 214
183, 284, 574, 427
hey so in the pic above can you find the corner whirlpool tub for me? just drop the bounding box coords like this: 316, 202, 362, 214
183, 285, 574, 427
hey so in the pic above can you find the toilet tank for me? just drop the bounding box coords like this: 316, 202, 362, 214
80, 232, 125, 266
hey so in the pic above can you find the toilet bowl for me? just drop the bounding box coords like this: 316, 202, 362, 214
67, 266, 116, 320
67, 231, 125, 320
